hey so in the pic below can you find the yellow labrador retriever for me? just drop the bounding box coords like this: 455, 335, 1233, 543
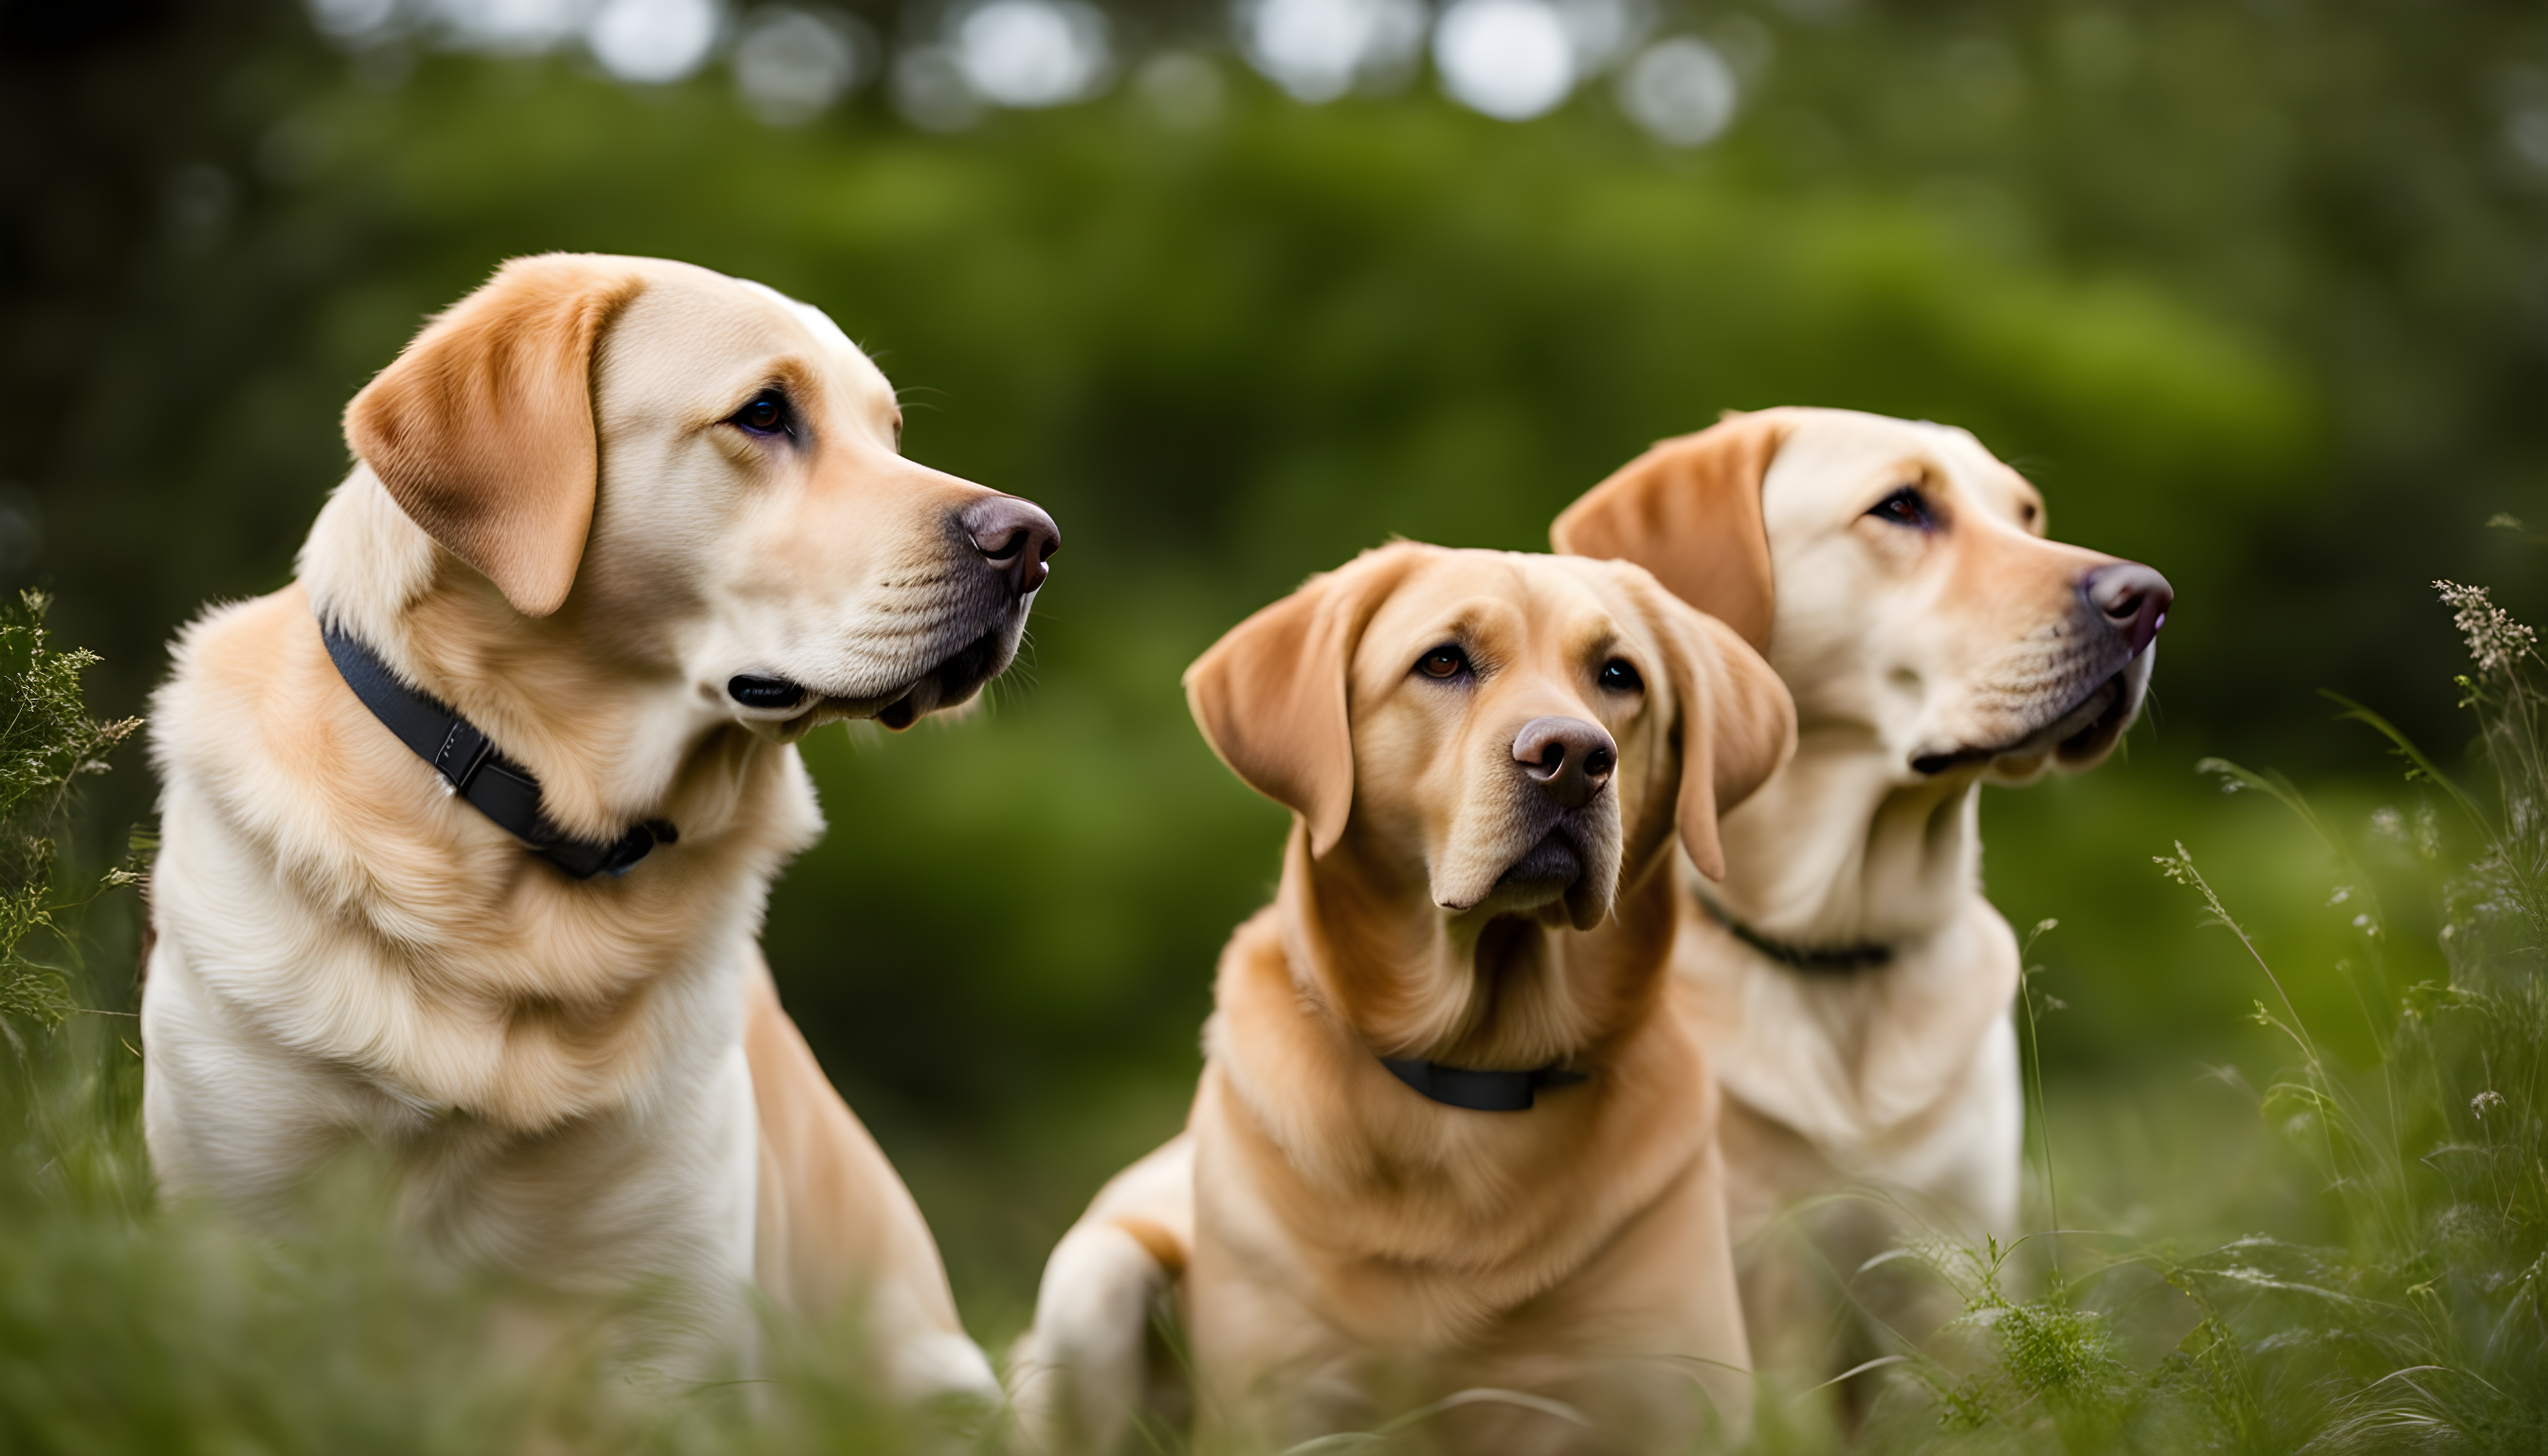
1013, 543, 1793, 1454
139, 254, 1059, 1397
1551, 407, 2170, 1382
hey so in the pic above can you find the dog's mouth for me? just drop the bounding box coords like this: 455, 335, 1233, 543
1428, 759, 1629, 932
2047, 658, 2149, 769
1493, 828, 1586, 901
865, 624, 1012, 732
1464, 817, 1616, 931
1910, 648, 2154, 779
739, 619, 1024, 742
870, 680, 937, 732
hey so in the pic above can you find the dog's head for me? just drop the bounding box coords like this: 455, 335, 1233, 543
341, 253, 1058, 738
1554, 408, 2169, 787
1187, 544, 1793, 1059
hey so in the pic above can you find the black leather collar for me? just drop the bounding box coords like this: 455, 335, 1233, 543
320, 619, 674, 880
1694, 896, 1892, 974
1381, 1056, 1587, 1112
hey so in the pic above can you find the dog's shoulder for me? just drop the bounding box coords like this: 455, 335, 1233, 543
152, 585, 336, 781
1199, 904, 1299, 1077
150, 582, 446, 901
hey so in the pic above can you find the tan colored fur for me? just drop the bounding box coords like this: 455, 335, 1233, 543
141, 254, 1043, 1399
1554, 407, 2161, 1389
1551, 413, 1783, 656
1016, 545, 1794, 1454
345, 254, 645, 618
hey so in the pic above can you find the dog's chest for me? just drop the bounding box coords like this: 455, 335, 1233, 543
154, 713, 803, 1141
1688, 900, 2023, 1217
329, 852, 769, 1124
154, 602, 818, 1135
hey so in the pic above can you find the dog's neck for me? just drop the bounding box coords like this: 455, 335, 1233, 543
1681, 726, 2022, 1163
1202, 831, 1711, 1298
1702, 727, 1985, 954
1279, 826, 1678, 1073
300, 468, 774, 846
269, 470, 821, 1134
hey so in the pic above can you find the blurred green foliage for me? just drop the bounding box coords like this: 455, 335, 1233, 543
5, 0, 2546, 1355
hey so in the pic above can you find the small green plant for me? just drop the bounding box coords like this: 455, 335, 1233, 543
1913, 1237, 2129, 1436
0, 590, 140, 1031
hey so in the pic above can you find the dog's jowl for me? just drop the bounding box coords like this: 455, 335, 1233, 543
140, 254, 1056, 1399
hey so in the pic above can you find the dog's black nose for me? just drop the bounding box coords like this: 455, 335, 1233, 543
1514, 716, 1617, 810
2082, 562, 2173, 659
961, 495, 1061, 598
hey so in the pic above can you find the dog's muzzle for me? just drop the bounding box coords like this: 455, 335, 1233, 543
1914, 560, 2173, 776
861, 497, 1061, 730
734, 496, 1063, 737
1478, 716, 1625, 929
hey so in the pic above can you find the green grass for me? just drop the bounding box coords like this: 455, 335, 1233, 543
5, 583, 2546, 1454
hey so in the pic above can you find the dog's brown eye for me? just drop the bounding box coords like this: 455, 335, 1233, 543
1599, 660, 1644, 694
1415, 646, 1469, 681
1868, 487, 1933, 529
730, 391, 792, 438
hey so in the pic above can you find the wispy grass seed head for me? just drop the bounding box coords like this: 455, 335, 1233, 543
2437, 580, 2539, 677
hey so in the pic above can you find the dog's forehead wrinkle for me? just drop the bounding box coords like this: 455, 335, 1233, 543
1563, 610, 1631, 668
1529, 570, 1629, 648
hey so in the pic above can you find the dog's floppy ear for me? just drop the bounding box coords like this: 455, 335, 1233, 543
1184, 545, 1430, 857
1552, 410, 1789, 655
1646, 583, 1796, 882
344, 253, 650, 618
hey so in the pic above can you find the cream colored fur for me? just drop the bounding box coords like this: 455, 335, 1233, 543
1014, 545, 1793, 1455
140, 254, 1044, 1399
1553, 407, 2165, 1386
